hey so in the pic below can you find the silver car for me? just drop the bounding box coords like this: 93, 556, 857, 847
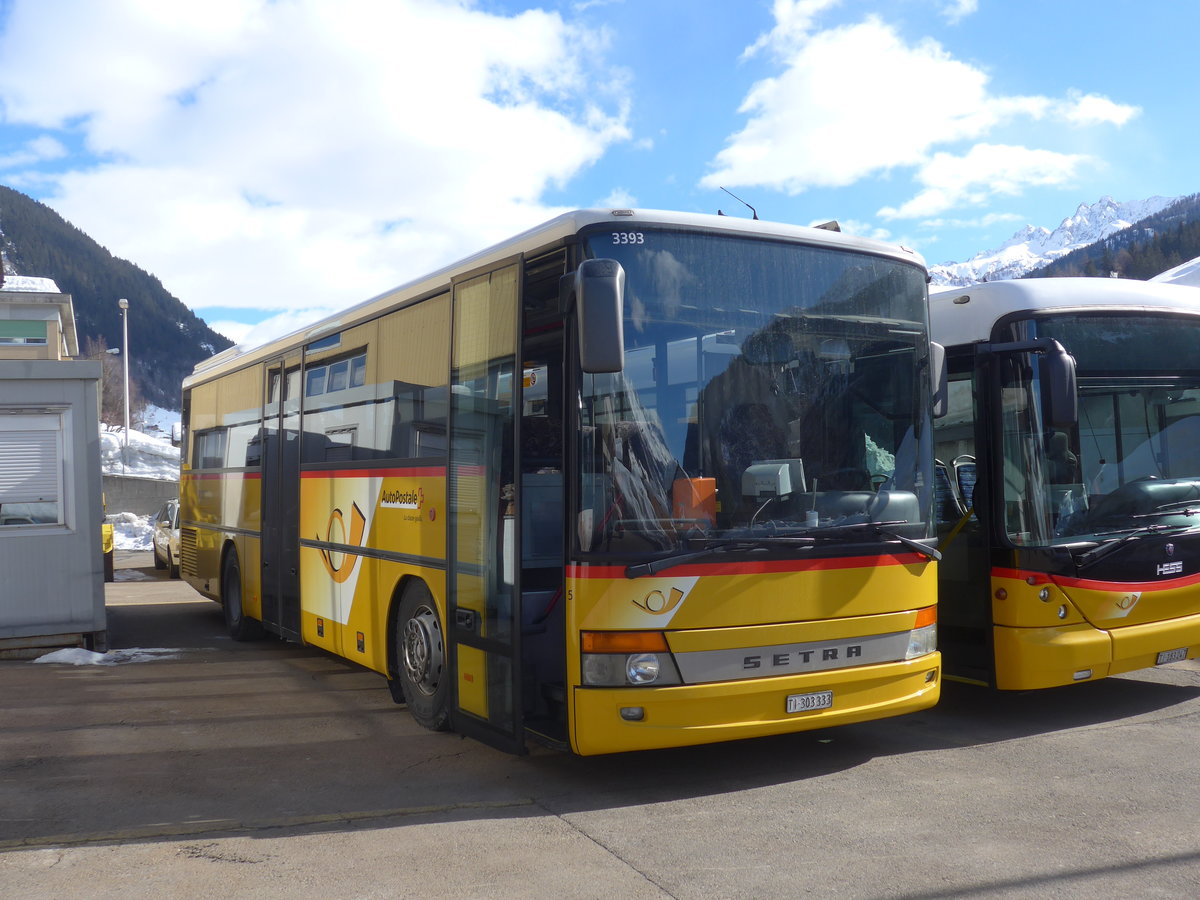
152, 499, 180, 578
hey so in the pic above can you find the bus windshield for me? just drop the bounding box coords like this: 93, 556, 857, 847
997, 312, 1200, 546
577, 228, 933, 556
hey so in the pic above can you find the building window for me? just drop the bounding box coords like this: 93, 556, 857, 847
0, 411, 66, 527
0, 320, 49, 345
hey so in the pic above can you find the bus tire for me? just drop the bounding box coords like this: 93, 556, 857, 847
395, 583, 450, 732
223, 551, 264, 642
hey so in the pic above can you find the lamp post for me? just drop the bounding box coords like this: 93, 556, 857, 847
118, 299, 130, 471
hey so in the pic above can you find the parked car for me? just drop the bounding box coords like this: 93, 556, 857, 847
152, 499, 180, 578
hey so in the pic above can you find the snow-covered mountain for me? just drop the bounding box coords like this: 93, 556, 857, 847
929, 195, 1179, 286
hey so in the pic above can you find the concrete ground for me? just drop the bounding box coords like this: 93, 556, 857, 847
2, 552, 1200, 898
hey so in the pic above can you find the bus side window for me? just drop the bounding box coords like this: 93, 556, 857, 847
933, 367, 976, 525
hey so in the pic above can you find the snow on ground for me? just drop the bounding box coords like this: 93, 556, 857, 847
109, 511, 156, 551
33, 648, 188, 665
102, 417, 181, 549
100, 423, 180, 481
140, 404, 181, 439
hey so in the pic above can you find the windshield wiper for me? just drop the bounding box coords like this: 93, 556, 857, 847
806, 521, 942, 561
1072, 523, 1194, 571
624, 537, 814, 579
1137, 501, 1200, 518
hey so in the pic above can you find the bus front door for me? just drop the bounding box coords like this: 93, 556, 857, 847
261, 356, 302, 641
446, 265, 524, 753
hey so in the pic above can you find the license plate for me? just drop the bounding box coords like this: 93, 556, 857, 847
1157, 647, 1187, 665
786, 690, 833, 713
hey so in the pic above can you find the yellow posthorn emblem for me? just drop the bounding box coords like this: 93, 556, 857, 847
318, 502, 367, 583
634, 586, 686, 615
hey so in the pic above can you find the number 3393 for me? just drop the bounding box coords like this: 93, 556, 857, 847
611, 232, 644, 244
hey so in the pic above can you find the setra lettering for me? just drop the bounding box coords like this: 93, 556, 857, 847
743, 644, 865, 670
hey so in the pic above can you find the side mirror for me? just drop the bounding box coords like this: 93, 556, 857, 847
742, 331, 794, 366
170, 421, 182, 447
930, 341, 948, 419
981, 337, 1079, 428
1041, 340, 1078, 427
574, 259, 625, 374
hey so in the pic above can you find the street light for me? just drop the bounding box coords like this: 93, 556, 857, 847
118, 299, 130, 464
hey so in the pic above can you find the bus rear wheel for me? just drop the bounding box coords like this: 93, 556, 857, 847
395, 584, 450, 731
223, 552, 264, 641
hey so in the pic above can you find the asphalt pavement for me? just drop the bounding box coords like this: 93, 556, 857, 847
2, 552, 1200, 898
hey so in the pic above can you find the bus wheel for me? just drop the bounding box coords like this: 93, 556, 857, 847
396, 584, 450, 731
223, 552, 264, 641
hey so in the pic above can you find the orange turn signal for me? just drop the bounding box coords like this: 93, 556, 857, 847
581, 631, 670, 653
913, 606, 937, 628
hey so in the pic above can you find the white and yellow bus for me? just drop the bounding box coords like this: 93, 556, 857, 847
932, 277, 1200, 689
179, 209, 942, 755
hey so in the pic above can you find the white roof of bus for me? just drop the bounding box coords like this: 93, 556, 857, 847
930, 277, 1200, 348
186, 208, 925, 386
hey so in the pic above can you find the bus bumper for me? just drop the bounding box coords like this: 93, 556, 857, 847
993, 612, 1200, 690
569, 653, 940, 756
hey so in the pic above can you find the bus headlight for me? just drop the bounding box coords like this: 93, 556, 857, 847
581, 632, 683, 686
627, 653, 662, 684
905, 624, 937, 659
581, 652, 683, 686
904, 607, 937, 659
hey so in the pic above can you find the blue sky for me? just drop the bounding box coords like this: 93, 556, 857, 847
0, 0, 1195, 345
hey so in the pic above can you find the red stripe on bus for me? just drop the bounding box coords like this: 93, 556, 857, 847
568, 553, 928, 579
299, 466, 446, 479
184, 472, 261, 480
992, 566, 1200, 592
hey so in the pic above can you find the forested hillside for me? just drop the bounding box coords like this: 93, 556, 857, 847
0, 185, 232, 409
1029, 194, 1200, 280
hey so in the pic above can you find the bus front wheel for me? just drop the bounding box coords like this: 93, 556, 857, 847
395, 584, 450, 732
223, 552, 264, 642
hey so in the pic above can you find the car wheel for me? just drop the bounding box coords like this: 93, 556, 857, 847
168, 547, 180, 579
153, 544, 166, 570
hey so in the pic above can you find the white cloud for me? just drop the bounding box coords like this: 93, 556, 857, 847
702, 8, 1139, 217
742, 0, 843, 60
877, 144, 1090, 220
1059, 92, 1139, 126
236, 305, 346, 350
600, 188, 638, 208
940, 0, 978, 24
828, 219, 891, 242
0, 135, 67, 169
0, 0, 630, 314
205, 319, 254, 344
918, 211, 1025, 230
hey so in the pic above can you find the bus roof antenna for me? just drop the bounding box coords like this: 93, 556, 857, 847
719, 187, 758, 220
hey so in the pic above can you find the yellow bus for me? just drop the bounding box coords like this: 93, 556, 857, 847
179, 209, 942, 755
932, 277, 1200, 689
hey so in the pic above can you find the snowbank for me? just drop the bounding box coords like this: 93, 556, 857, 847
34, 648, 187, 665
101, 416, 182, 548
100, 425, 180, 481
109, 510, 156, 550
